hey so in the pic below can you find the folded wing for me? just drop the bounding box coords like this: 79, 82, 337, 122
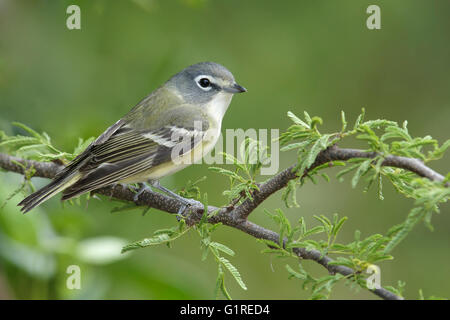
61, 124, 206, 200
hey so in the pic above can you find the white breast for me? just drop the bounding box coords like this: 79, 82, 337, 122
202, 92, 233, 155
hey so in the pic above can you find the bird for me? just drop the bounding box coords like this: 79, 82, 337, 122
18, 62, 246, 213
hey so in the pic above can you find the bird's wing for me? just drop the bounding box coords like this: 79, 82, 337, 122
54, 118, 127, 178
58, 86, 180, 178
60, 111, 209, 200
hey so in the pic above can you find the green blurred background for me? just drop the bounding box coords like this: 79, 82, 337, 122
0, 0, 449, 299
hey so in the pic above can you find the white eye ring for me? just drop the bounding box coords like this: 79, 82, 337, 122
195, 75, 213, 91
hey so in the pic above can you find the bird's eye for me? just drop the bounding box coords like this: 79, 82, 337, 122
194, 75, 213, 91
198, 78, 211, 88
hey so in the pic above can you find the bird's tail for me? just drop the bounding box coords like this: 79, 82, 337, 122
18, 173, 80, 213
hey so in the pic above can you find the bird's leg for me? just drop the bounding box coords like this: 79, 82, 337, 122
148, 180, 198, 217
133, 182, 151, 203
109, 182, 126, 200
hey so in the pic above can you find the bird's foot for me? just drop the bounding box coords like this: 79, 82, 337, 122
148, 180, 199, 221
109, 183, 126, 200
175, 198, 199, 221
133, 183, 151, 203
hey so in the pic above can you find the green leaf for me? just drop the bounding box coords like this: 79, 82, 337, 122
121, 224, 190, 253
209, 242, 235, 256
384, 208, 423, 253
299, 135, 330, 173
285, 264, 307, 280
340, 110, 347, 132
12, 122, 42, 139
304, 111, 313, 126
381, 125, 411, 142
287, 111, 310, 129
310, 116, 323, 129
351, 159, 372, 188
327, 257, 355, 268
303, 226, 325, 238
215, 265, 232, 300
353, 108, 366, 130
331, 216, 348, 237
256, 238, 282, 249
219, 257, 247, 290
313, 215, 332, 234
281, 140, 313, 152
336, 162, 361, 180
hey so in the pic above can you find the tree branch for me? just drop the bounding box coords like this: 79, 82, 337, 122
3, 146, 445, 300
235, 145, 447, 220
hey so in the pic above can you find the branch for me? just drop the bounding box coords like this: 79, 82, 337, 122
235, 145, 447, 220
3, 146, 445, 300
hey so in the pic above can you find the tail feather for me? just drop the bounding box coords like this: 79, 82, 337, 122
18, 174, 79, 213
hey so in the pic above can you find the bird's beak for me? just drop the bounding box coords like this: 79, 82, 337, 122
223, 82, 247, 94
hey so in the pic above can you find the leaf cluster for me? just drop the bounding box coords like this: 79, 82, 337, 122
0, 122, 94, 162
280, 110, 449, 252
261, 209, 396, 299
122, 194, 247, 299
209, 137, 269, 205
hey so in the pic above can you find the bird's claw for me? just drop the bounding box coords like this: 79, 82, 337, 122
176, 198, 198, 221
132, 180, 198, 221
133, 183, 150, 203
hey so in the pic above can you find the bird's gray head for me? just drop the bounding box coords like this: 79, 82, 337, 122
166, 62, 246, 104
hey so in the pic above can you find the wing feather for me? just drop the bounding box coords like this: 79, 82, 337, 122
61, 125, 206, 200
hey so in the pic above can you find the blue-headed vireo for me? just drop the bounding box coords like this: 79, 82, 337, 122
19, 62, 246, 213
